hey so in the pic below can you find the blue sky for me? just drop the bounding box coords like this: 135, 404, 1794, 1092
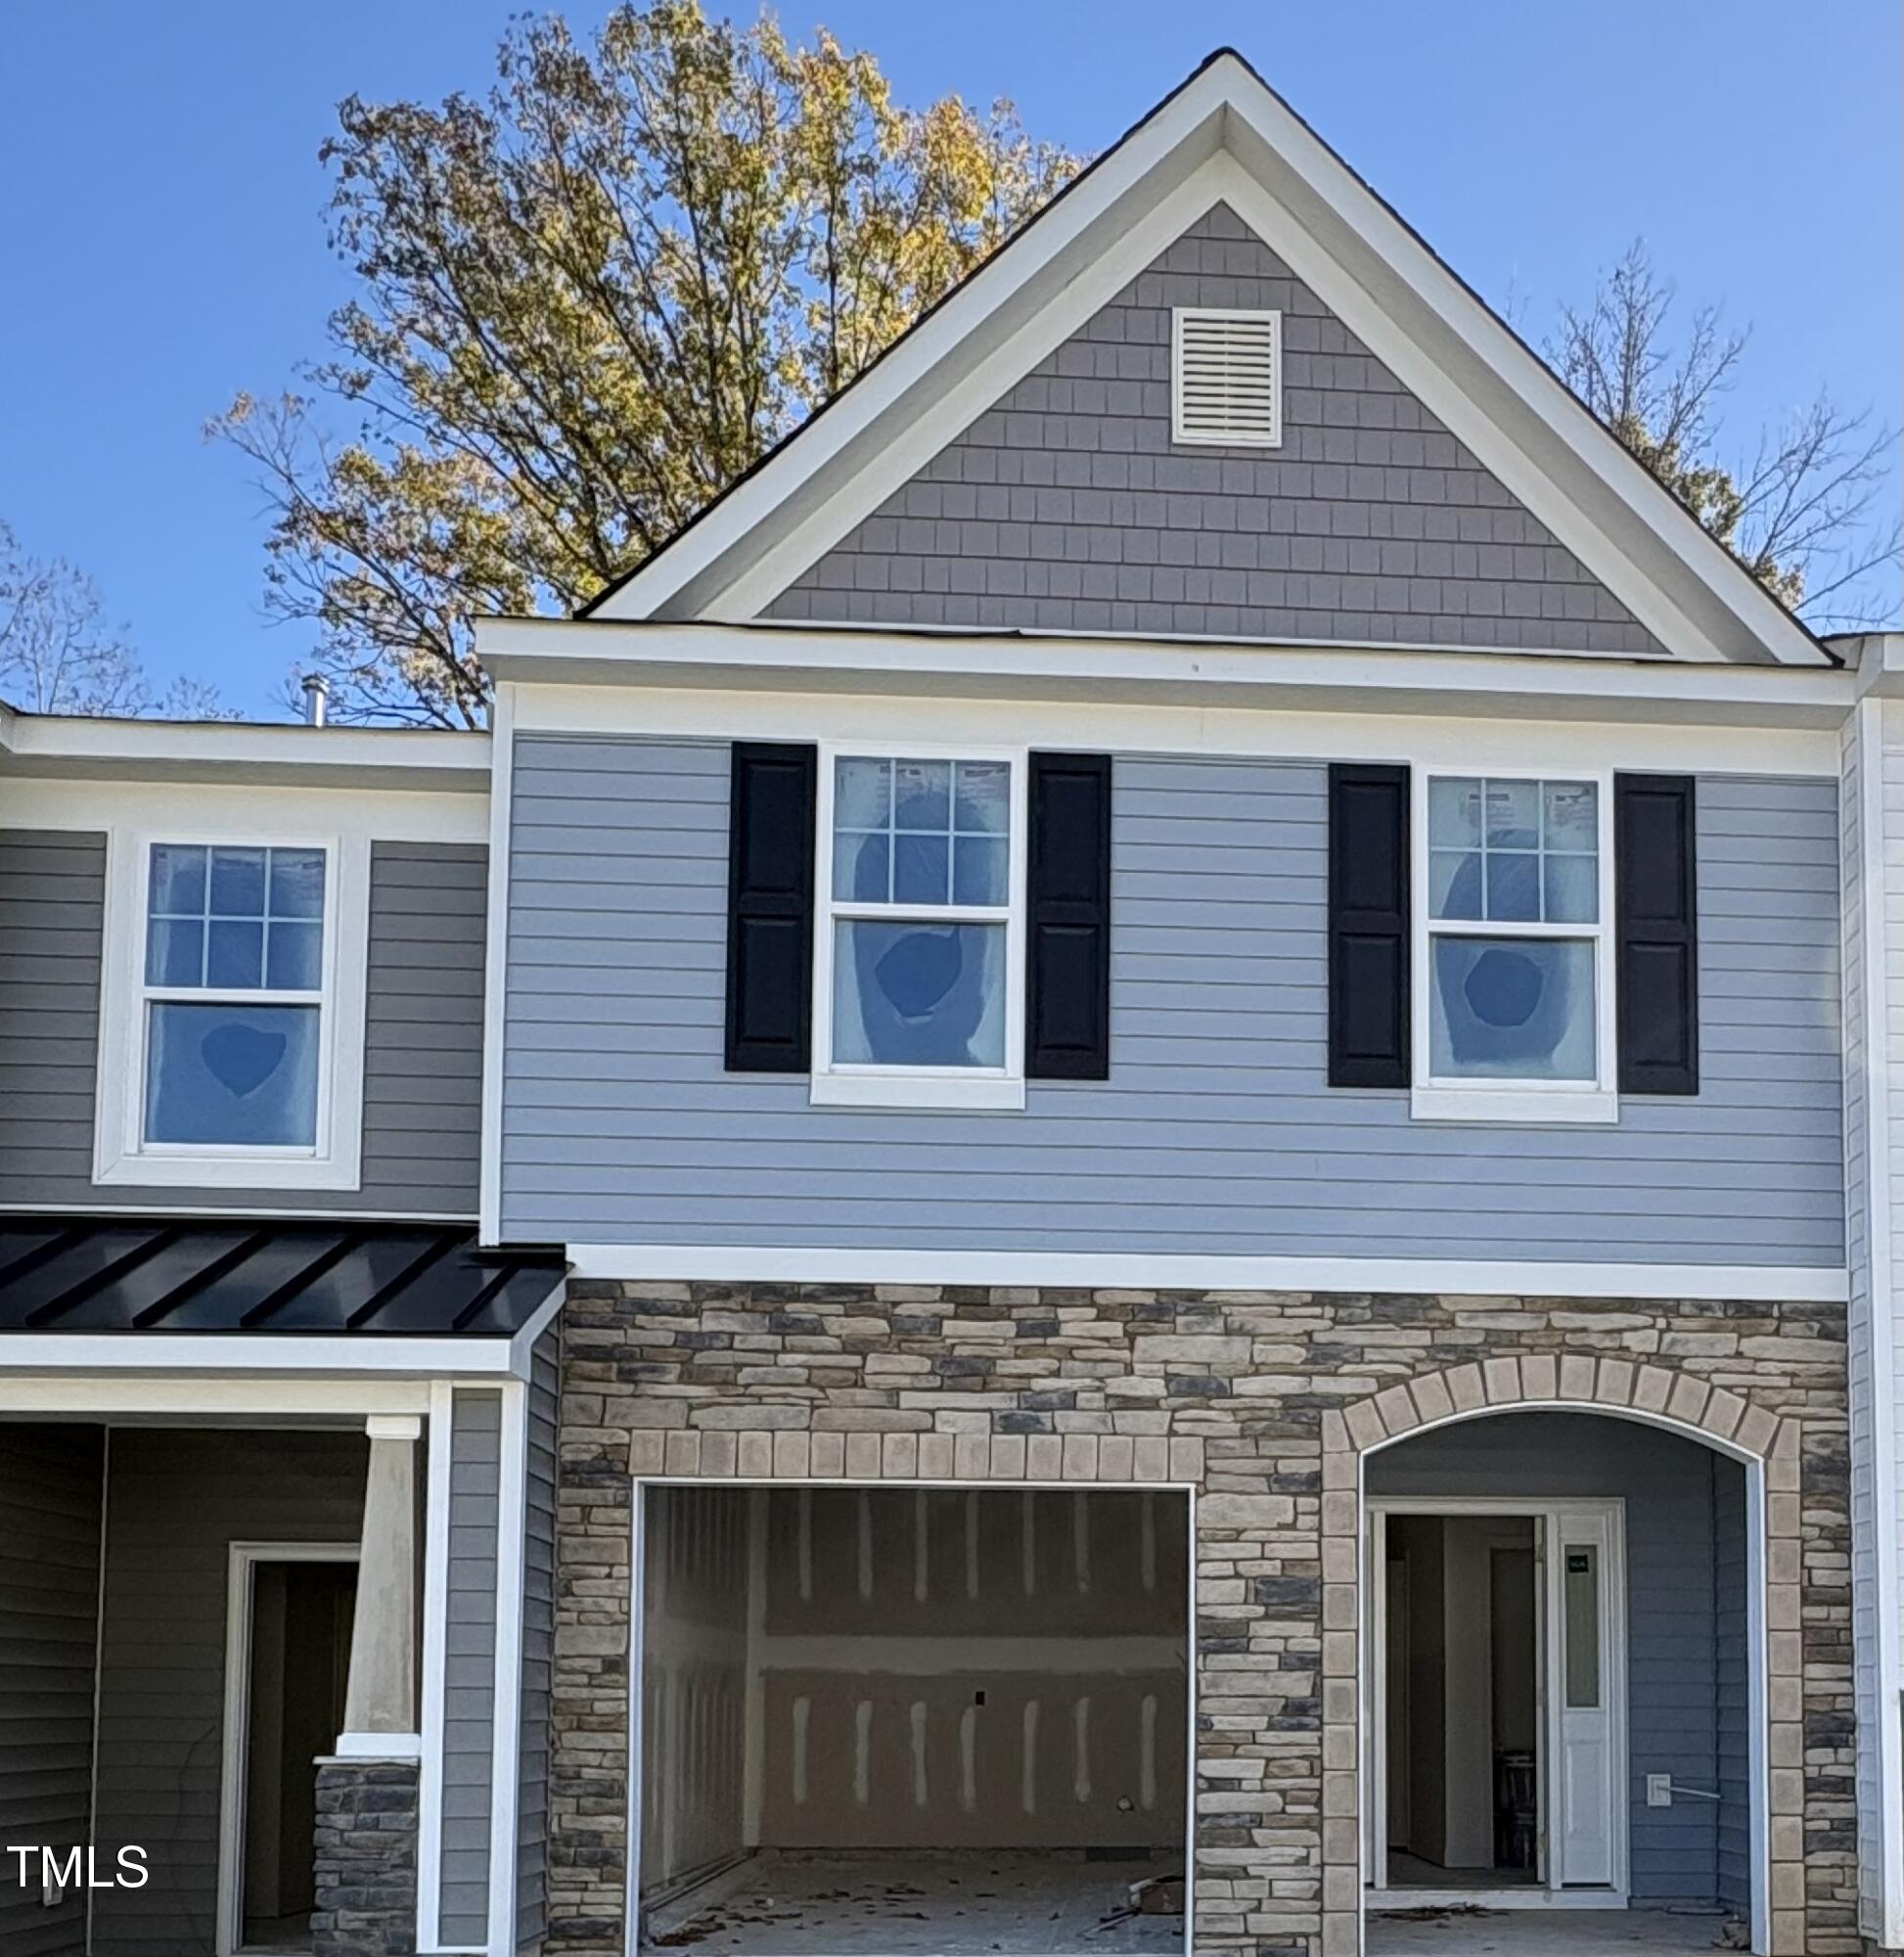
2, 1, 1897, 717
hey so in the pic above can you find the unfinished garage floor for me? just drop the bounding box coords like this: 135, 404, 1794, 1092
644, 1852, 1184, 1954
1365, 1905, 1739, 1956
638, 1485, 1191, 1957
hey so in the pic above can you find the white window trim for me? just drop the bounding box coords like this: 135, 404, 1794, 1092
93, 829, 371, 1190
1409, 767, 1618, 1125
1170, 305, 1283, 448
810, 741, 1028, 1112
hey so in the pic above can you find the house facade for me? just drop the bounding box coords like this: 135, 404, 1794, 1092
1, 47, 1900, 1957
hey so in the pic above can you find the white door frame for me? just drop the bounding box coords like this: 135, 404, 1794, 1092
215, 1541, 361, 1957
1363, 1495, 1629, 1911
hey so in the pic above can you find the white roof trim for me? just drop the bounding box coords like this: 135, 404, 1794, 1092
564, 1243, 1848, 1305
586, 52, 1827, 668
476, 615, 1853, 732
0, 709, 490, 791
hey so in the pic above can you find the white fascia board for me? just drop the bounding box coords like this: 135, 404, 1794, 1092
484, 633, 1848, 778
1204, 89, 1826, 667
506, 672, 1839, 776
0, 713, 490, 792
585, 51, 1828, 667
1851, 633, 1904, 698
505, 1277, 567, 1377
1194, 155, 1798, 670
479, 615, 1854, 732
563, 1244, 1848, 1305
0, 1334, 524, 1377
0, 772, 488, 844
0, 1375, 436, 1416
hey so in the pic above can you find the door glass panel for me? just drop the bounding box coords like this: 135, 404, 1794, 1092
1563, 1544, 1600, 1708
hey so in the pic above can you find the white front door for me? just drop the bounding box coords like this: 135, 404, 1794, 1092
1549, 1506, 1621, 1889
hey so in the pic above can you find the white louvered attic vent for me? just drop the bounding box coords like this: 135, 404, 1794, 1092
1171, 307, 1283, 447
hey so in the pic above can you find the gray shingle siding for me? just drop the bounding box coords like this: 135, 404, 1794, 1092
500, 736, 1843, 1265
0, 833, 486, 1216
766, 204, 1665, 655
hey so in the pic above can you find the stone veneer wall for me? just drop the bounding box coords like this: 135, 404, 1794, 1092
549, 1284, 1853, 1956
312, 1758, 419, 1957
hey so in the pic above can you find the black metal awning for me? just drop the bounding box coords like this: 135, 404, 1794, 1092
0, 1218, 566, 1337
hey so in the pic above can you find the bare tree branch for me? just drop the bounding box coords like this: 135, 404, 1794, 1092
1551, 240, 1900, 628
0, 522, 232, 719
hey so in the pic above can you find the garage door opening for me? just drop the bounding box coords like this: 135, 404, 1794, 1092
634, 1483, 1192, 1956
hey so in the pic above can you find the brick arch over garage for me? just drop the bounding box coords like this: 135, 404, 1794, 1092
1317, 1351, 1803, 1957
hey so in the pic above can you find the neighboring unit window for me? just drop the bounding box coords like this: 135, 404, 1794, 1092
1171, 307, 1282, 447
815, 753, 1022, 1108
1417, 775, 1614, 1120
141, 844, 328, 1148
94, 830, 366, 1193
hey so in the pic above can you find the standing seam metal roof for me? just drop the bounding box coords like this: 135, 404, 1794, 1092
0, 1218, 565, 1337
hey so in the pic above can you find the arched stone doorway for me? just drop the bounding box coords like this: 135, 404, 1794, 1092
1325, 1356, 1798, 1957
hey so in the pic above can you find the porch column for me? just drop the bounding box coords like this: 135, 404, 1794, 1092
337, 1411, 421, 1754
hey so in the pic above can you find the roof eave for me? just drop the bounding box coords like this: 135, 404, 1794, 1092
582, 49, 1834, 670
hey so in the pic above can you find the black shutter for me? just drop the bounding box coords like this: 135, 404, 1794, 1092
1025, 752, 1112, 1079
1615, 773, 1699, 1095
724, 743, 816, 1072
1328, 763, 1410, 1088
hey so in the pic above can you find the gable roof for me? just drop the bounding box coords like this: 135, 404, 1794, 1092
583, 49, 1830, 667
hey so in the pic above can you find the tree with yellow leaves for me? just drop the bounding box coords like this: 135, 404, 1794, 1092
213, 2, 1077, 726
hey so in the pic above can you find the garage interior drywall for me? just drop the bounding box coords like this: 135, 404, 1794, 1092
638, 1483, 1191, 1952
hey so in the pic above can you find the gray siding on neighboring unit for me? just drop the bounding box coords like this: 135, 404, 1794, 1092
361, 841, 489, 1213
1368, 1413, 1750, 1906
518, 1327, 560, 1952
0, 1424, 103, 1957
0, 830, 108, 1203
0, 833, 486, 1216
90, 1430, 367, 1957
441, 1389, 502, 1948
767, 204, 1664, 655
501, 737, 1843, 1266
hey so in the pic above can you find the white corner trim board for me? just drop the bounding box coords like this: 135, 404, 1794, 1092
478, 682, 518, 1244
485, 1379, 530, 1953
563, 1246, 1848, 1305
417, 1382, 455, 1955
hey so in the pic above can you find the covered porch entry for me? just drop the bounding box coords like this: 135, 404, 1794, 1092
0, 1215, 563, 1957
1361, 1410, 1760, 1955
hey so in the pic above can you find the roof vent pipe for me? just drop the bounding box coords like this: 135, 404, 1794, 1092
301, 674, 329, 728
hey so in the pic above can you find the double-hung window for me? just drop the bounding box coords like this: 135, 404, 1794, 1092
812, 749, 1026, 1109
95, 835, 368, 1188
1414, 773, 1616, 1122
